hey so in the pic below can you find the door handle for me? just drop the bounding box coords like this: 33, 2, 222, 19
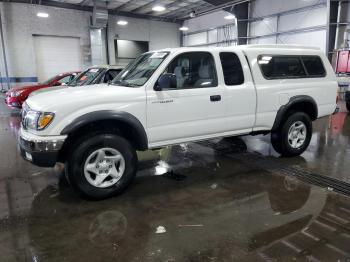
210, 95, 221, 102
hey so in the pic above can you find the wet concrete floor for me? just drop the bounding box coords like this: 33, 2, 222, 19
1, 94, 350, 261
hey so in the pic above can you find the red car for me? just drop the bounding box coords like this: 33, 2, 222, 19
5, 71, 80, 109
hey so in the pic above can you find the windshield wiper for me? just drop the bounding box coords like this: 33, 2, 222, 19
111, 80, 138, 87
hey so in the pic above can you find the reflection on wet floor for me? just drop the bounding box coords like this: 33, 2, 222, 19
1, 96, 350, 261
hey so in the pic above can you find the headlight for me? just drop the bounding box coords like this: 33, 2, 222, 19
11, 90, 24, 97
25, 111, 55, 131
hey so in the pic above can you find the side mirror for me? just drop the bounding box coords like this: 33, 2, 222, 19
155, 73, 177, 91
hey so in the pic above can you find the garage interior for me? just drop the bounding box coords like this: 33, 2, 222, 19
1, 0, 350, 261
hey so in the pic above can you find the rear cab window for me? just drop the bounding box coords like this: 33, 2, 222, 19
219, 52, 244, 85
258, 55, 326, 79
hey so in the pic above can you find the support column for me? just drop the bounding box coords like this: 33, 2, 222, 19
327, 0, 340, 60
0, 7, 10, 91
224, 2, 249, 45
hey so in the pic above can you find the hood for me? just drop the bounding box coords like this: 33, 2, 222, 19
30, 85, 68, 97
25, 84, 142, 111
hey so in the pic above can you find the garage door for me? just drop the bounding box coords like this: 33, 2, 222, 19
33, 36, 82, 82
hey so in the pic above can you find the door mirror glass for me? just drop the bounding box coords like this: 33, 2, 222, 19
155, 73, 177, 91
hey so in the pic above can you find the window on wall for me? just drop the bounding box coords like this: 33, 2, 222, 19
219, 52, 244, 85
163, 52, 218, 89
258, 55, 326, 79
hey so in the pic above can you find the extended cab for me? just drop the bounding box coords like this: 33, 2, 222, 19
19, 45, 338, 199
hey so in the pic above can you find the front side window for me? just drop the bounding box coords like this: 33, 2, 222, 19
220, 52, 244, 85
112, 52, 169, 87
162, 52, 218, 89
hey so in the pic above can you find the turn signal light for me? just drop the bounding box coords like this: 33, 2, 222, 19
38, 113, 55, 130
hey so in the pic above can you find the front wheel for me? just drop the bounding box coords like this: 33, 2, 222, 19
66, 134, 138, 200
346, 102, 350, 112
271, 112, 312, 157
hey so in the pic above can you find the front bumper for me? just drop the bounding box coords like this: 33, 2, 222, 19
5, 96, 22, 108
19, 128, 66, 167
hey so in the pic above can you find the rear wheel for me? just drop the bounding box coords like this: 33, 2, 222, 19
271, 112, 312, 157
66, 134, 137, 200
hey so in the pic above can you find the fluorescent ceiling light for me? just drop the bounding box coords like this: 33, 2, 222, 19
117, 20, 128, 26
179, 26, 189, 31
152, 5, 166, 12
37, 12, 49, 18
224, 14, 235, 20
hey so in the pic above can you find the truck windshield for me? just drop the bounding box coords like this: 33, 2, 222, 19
112, 51, 169, 87
68, 68, 104, 86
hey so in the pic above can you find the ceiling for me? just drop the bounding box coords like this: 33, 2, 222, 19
6, 0, 242, 21
106, 0, 214, 19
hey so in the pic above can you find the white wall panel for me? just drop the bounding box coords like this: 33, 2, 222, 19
249, 36, 276, 45
248, 0, 327, 53
108, 15, 180, 64
250, 0, 326, 18
0, 2, 180, 85
208, 29, 217, 44
184, 10, 235, 33
249, 17, 278, 37
149, 20, 180, 50
278, 30, 327, 51
0, 2, 90, 81
184, 32, 207, 46
279, 7, 327, 31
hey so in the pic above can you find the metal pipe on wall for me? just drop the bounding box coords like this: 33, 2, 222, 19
0, 8, 10, 91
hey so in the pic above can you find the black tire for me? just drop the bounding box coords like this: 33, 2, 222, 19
271, 112, 312, 157
346, 102, 350, 112
66, 134, 137, 200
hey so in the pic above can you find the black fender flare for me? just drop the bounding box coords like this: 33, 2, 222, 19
272, 95, 318, 131
60, 110, 148, 150
345, 91, 350, 102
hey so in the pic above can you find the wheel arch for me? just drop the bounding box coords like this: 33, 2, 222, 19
58, 111, 148, 162
272, 95, 318, 131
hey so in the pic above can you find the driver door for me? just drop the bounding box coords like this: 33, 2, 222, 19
147, 51, 227, 147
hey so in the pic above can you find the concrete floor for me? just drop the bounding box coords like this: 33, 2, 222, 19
1, 94, 350, 261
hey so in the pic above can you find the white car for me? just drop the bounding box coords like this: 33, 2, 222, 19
19, 45, 338, 199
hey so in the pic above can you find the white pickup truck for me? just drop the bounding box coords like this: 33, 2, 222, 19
19, 45, 338, 199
